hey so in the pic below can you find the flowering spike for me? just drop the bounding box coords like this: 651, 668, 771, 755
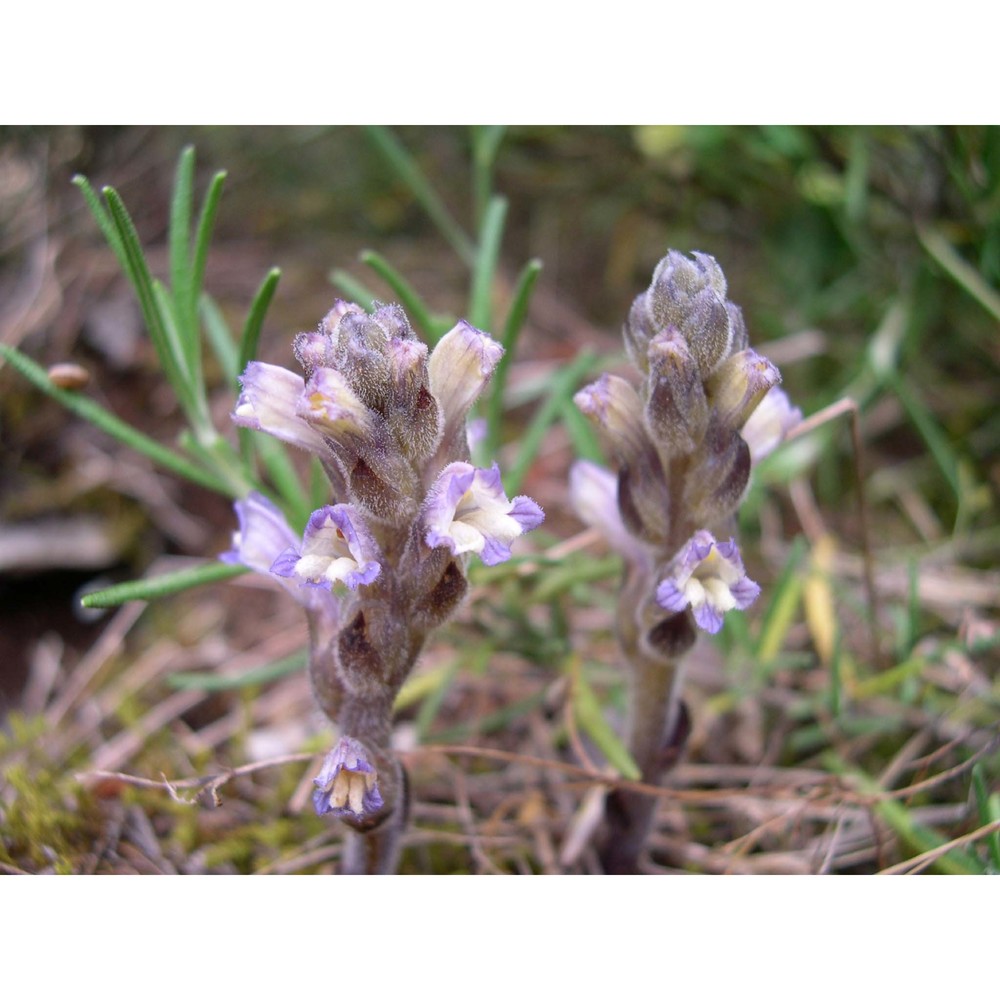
655, 531, 760, 634
223, 297, 546, 872
423, 462, 543, 566
313, 737, 385, 819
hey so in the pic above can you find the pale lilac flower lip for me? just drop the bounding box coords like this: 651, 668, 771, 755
568, 460, 645, 563
313, 737, 384, 819
655, 530, 760, 634
221, 493, 339, 618
427, 320, 504, 431
221, 491, 298, 574
297, 367, 373, 439
741, 386, 802, 464
271, 504, 381, 591
232, 362, 327, 454
423, 462, 544, 566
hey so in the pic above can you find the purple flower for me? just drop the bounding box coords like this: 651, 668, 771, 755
271, 504, 381, 591
655, 530, 760, 634
313, 737, 384, 819
423, 462, 544, 566
221, 492, 297, 573
427, 320, 504, 435
232, 362, 327, 454
297, 366, 373, 441
221, 493, 339, 617
740, 386, 802, 464
568, 460, 645, 563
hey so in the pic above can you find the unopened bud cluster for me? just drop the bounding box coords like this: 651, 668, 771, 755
223, 302, 543, 840
573, 250, 800, 640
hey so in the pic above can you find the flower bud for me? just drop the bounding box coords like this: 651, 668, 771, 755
386, 337, 442, 462
645, 329, 709, 455
298, 367, 374, 443
706, 349, 781, 431
574, 374, 651, 469
684, 418, 752, 524
428, 320, 504, 444
646, 251, 734, 374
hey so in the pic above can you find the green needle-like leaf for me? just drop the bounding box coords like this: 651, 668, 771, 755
360, 250, 440, 340
72, 174, 125, 264
485, 257, 542, 454
329, 268, 376, 310
81, 562, 248, 609
468, 195, 508, 331
364, 125, 476, 267
191, 170, 227, 315
168, 650, 307, 691
169, 146, 196, 339
0, 345, 230, 494
237, 267, 281, 378
570, 658, 641, 781
201, 292, 239, 385
102, 186, 198, 420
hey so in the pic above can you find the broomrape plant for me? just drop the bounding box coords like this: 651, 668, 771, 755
572, 250, 800, 873
223, 301, 543, 873
1, 137, 809, 875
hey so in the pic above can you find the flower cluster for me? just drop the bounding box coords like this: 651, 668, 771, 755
223, 302, 543, 832
573, 250, 800, 639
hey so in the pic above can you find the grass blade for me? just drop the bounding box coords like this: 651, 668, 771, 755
102, 186, 197, 419
886, 370, 961, 498
570, 657, 641, 780
471, 125, 507, 226
168, 650, 306, 691
237, 267, 281, 377
191, 170, 227, 315
558, 397, 603, 463
918, 223, 1000, 324
971, 763, 1000, 871
200, 292, 239, 385
484, 257, 542, 455
468, 194, 508, 331
81, 562, 247, 609
169, 146, 195, 341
